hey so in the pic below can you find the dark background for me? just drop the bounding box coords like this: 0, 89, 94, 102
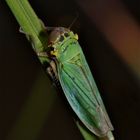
0, 0, 140, 140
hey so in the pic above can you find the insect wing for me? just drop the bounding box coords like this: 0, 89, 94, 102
57, 40, 113, 137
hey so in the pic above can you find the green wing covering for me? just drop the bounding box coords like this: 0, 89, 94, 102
57, 40, 113, 137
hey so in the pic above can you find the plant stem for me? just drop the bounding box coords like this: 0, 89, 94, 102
6, 0, 49, 62
76, 121, 98, 140
5, 1, 56, 140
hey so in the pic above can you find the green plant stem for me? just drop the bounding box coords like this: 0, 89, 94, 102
76, 121, 98, 140
6, 0, 49, 62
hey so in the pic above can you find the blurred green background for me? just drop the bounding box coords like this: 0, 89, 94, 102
0, 0, 140, 140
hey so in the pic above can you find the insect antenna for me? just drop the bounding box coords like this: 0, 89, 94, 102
68, 13, 79, 29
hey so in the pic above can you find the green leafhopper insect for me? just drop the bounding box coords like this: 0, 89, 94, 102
38, 27, 114, 138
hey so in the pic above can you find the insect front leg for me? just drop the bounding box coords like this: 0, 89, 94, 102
19, 27, 37, 52
19, 27, 31, 41
37, 51, 60, 87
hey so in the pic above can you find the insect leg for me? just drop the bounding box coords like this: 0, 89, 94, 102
19, 27, 31, 40
49, 60, 58, 80
47, 61, 60, 87
37, 52, 48, 57
19, 27, 37, 52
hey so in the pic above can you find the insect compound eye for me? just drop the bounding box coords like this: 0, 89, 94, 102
58, 35, 64, 42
